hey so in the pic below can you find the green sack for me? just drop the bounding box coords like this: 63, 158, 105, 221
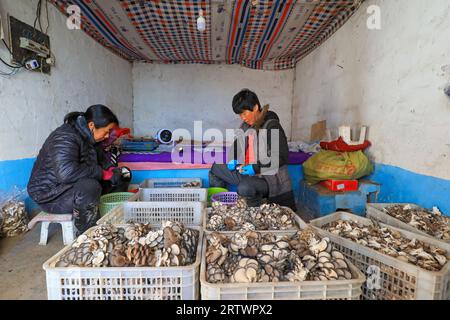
303, 150, 374, 184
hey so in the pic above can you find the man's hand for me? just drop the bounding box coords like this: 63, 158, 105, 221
227, 159, 240, 171
241, 164, 256, 176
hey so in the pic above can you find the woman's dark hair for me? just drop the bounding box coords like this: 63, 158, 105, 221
64, 104, 119, 128
232, 89, 261, 114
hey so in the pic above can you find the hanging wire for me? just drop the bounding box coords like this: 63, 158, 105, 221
1, 39, 24, 68
0, 56, 20, 69
32, 0, 43, 38
45, 0, 50, 34
0, 63, 20, 77
38, 0, 44, 33
34, 0, 43, 31
2, 39, 13, 54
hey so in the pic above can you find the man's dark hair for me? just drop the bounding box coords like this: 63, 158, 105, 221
232, 89, 261, 114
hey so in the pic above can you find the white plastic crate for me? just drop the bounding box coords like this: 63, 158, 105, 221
139, 178, 202, 188
137, 188, 207, 203
203, 207, 305, 234
98, 201, 205, 227
310, 212, 450, 300
366, 203, 450, 244
200, 231, 366, 300
43, 227, 203, 300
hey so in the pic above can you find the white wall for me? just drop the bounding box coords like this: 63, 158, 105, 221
133, 63, 294, 140
0, 0, 133, 161
292, 0, 450, 179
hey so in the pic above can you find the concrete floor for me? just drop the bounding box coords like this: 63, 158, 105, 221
0, 223, 65, 300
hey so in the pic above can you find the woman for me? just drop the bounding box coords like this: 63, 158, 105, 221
27, 104, 128, 235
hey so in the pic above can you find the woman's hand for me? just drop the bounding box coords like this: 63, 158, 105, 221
102, 167, 115, 180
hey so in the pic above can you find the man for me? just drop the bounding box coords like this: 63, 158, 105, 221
209, 89, 296, 210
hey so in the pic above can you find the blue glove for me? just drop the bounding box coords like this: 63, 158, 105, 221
227, 159, 240, 171
241, 164, 256, 176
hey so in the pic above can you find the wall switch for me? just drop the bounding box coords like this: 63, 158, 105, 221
25, 59, 39, 70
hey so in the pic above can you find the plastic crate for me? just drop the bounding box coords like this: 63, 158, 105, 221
137, 188, 207, 204
211, 192, 239, 205
43, 226, 203, 300
98, 201, 205, 227
366, 203, 450, 244
207, 187, 228, 201
203, 207, 305, 234
139, 178, 202, 188
199, 230, 366, 300
309, 212, 450, 300
99, 192, 138, 217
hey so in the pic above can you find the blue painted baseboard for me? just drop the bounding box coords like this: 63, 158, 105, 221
0, 157, 37, 212
368, 164, 450, 214
1, 157, 448, 215
0, 157, 36, 190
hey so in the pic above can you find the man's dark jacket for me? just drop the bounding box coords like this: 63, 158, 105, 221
229, 106, 296, 210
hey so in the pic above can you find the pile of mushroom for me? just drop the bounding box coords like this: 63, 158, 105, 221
181, 181, 201, 188
205, 229, 354, 284
0, 200, 28, 237
383, 205, 450, 241
207, 200, 296, 232
322, 219, 449, 272
56, 221, 199, 268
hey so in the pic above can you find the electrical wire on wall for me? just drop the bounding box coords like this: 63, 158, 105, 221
1, 40, 21, 67
0, 38, 22, 77
33, 0, 50, 35
1, 0, 53, 77
33, 0, 55, 68
0, 66, 20, 77
0, 57, 21, 76
45, 0, 50, 34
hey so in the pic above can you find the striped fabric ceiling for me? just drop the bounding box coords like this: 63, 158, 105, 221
51, 0, 363, 70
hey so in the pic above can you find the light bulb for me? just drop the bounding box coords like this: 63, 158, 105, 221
197, 9, 206, 32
